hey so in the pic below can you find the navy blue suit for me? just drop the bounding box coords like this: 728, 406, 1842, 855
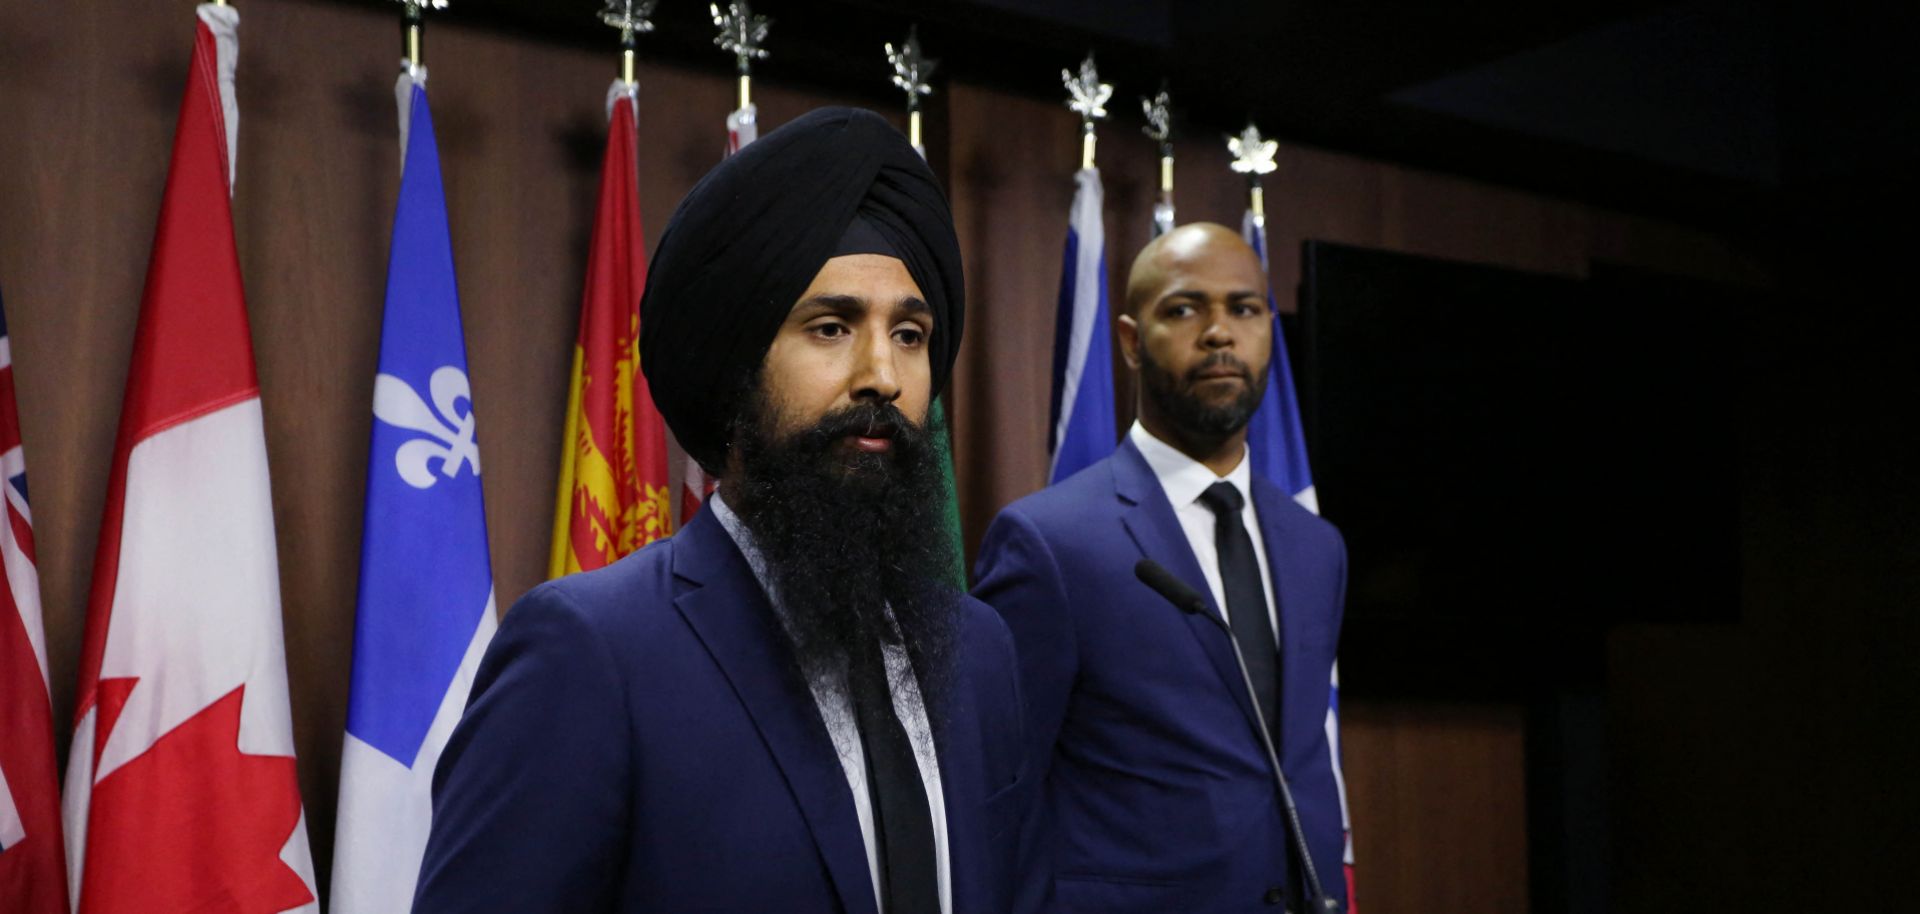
414, 508, 1028, 913
973, 438, 1348, 913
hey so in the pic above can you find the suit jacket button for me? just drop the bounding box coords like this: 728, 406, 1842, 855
1264, 886, 1285, 905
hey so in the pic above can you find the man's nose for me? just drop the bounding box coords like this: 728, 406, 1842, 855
850, 328, 902, 404
1201, 308, 1235, 349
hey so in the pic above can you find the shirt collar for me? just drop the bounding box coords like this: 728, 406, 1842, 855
1128, 420, 1252, 511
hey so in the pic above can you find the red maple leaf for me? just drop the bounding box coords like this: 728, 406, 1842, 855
79, 685, 312, 914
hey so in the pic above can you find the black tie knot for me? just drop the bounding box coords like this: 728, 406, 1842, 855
1199, 481, 1246, 517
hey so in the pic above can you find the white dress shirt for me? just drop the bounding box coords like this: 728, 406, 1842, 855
710, 495, 953, 914
1129, 422, 1281, 643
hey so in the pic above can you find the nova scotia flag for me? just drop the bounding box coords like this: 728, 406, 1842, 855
1049, 167, 1117, 482
331, 69, 497, 914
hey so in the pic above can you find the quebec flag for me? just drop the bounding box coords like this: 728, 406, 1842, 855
331, 68, 497, 914
1048, 167, 1117, 482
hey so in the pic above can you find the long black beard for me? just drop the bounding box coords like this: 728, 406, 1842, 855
1139, 345, 1269, 440
726, 390, 960, 724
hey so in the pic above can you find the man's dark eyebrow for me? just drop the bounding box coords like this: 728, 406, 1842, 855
793, 293, 930, 319
1158, 288, 1263, 304
793, 293, 869, 315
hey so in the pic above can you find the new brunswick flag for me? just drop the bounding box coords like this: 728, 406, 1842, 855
550, 79, 672, 576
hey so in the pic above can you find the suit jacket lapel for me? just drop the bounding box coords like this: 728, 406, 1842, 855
1253, 482, 1311, 755
931, 666, 985, 913
672, 511, 879, 914
1111, 440, 1265, 739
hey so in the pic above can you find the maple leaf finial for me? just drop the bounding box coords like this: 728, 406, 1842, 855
712, 2, 772, 73
1228, 122, 1279, 176
600, 0, 658, 42
1063, 53, 1112, 123
886, 25, 938, 107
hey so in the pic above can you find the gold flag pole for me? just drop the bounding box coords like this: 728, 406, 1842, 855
886, 25, 936, 157
712, 2, 771, 114
1229, 122, 1279, 228
1063, 53, 1112, 171
600, 1, 657, 82
395, 1, 447, 72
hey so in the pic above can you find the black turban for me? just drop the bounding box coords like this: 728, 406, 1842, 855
640, 106, 965, 473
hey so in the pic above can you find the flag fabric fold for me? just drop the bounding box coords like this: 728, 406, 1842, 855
330, 69, 498, 914
550, 79, 672, 577
61, 7, 318, 912
1048, 167, 1117, 483
0, 291, 67, 914
1241, 206, 1355, 906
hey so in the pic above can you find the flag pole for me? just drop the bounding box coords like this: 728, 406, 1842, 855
711, 2, 769, 115
1229, 121, 1279, 232
394, 1, 449, 73
887, 25, 935, 157
1143, 84, 1174, 236
1062, 53, 1111, 171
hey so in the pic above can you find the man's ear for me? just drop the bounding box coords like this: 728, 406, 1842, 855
1116, 313, 1143, 370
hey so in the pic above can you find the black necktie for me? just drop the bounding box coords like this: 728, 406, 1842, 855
1199, 481, 1282, 743
848, 643, 940, 914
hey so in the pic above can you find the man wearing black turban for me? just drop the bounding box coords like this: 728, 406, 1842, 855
416, 108, 1027, 914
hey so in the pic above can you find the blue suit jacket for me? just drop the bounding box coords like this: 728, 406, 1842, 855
973, 439, 1349, 914
414, 508, 1028, 913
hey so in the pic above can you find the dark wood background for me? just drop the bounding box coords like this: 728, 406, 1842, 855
1, 2, 1814, 912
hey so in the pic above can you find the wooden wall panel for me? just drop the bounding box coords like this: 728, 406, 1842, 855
2, 3, 1770, 909
1341, 703, 1533, 914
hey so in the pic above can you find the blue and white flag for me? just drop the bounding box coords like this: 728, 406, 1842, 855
1048, 167, 1117, 482
1240, 209, 1318, 513
1242, 206, 1356, 897
331, 69, 497, 914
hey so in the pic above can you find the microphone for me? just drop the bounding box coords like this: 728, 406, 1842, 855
1133, 559, 1341, 914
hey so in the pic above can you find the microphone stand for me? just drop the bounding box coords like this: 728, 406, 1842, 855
1137, 559, 1340, 914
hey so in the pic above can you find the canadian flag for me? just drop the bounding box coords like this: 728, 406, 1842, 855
61, 6, 318, 913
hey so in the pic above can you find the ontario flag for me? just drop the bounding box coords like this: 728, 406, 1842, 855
1243, 199, 1356, 909
549, 78, 673, 576
679, 99, 760, 524
61, 6, 318, 913
1, 291, 66, 914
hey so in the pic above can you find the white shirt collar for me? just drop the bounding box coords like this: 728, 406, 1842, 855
1128, 420, 1253, 509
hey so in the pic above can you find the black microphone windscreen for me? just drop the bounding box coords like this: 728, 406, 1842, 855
1134, 559, 1207, 615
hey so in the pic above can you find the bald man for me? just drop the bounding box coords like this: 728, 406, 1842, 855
974, 224, 1350, 913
